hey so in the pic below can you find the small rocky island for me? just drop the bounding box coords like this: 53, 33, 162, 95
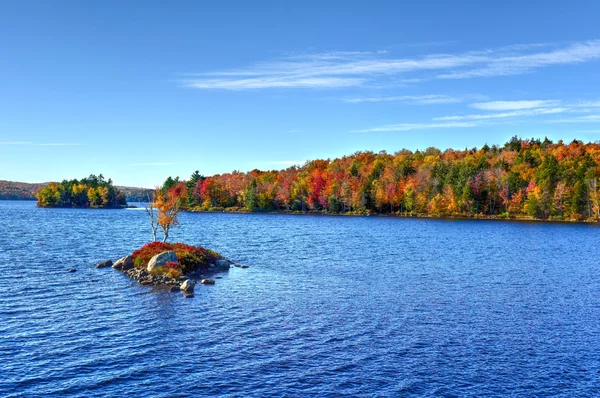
96, 242, 248, 297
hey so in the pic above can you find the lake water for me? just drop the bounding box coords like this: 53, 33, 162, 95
1, 200, 600, 397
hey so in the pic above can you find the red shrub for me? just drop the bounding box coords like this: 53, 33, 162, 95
131, 241, 219, 271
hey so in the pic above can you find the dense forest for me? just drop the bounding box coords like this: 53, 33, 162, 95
36, 174, 128, 208
0, 180, 45, 200
161, 137, 600, 221
0, 180, 150, 203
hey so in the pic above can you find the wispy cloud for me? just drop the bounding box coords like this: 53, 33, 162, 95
545, 115, 600, 123
434, 107, 568, 121
128, 162, 176, 166
182, 40, 600, 90
354, 121, 479, 133
342, 94, 461, 104
0, 141, 33, 145
470, 100, 561, 111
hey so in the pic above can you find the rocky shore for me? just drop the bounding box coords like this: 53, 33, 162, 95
95, 249, 247, 298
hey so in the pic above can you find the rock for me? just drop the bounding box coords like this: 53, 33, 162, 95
181, 279, 196, 292
208, 263, 215, 268
213, 259, 231, 271
140, 280, 153, 286
112, 255, 134, 271
67, 268, 77, 273
170, 286, 180, 293
201, 278, 215, 285
215, 259, 229, 267
95, 260, 113, 268
147, 251, 178, 272
183, 292, 194, 298
215, 276, 222, 279
240, 265, 249, 269
234, 263, 242, 268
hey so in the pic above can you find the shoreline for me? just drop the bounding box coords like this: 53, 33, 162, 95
186, 208, 600, 225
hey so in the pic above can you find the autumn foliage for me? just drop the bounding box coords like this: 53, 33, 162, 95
131, 241, 219, 274
36, 174, 126, 208
168, 137, 600, 221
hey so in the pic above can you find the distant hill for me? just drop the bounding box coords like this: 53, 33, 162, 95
0, 180, 46, 200
0, 180, 151, 202
116, 186, 152, 202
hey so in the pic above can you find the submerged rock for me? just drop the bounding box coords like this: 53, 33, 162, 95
95, 260, 113, 268
67, 268, 77, 273
112, 255, 134, 271
170, 286, 180, 293
147, 251, 178, 272
201, 278, 215, 285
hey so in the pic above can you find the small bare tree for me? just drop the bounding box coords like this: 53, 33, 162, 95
145, 190, 159, 242
156, 184, 185, 242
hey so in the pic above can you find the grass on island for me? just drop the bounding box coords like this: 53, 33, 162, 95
131, 242, 221, 279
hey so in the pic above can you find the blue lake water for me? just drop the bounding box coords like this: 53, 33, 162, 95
1, 200, 600, 397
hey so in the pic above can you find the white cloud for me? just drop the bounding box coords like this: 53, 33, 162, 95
470, 100, 561, 110
0, 141, 33, 145
545, 115, 600, 123
435, 107, 568, 121
182, 40, 600, 90
354, 121, 479, 132
342, 94, 461, 104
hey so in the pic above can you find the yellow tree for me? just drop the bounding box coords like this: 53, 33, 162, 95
155, 183, 186, 242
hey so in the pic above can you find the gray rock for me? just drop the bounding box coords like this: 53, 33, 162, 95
181, 279, 196, 292
234, 263, 242, 268
95, 260, 113, 268
183, 292, 194, 298
147, 251, 178, 272
213, 259, 231, 271
201, 278, 215, 285
170, 286, 180, 292
207, 263, 215, 268
67, 268, 77, 273
215, 259, 229, 267
240, 265, 249, 269
112, 255, 134, 271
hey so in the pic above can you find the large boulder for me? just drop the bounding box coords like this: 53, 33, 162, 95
147, 251, 178, 272
95, 260, 113, 268
112, 255, 134, 271
213, 259, 231, 271
181, 279, 196, 292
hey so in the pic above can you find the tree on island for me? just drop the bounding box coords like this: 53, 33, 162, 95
146, 182, 187, 242
36, 174, 126, 208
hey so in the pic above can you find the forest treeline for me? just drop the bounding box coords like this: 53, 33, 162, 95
36, 174, 127, 208
0, 180, 45, 200
162, 137, 600, 221
0, 180, 151, 204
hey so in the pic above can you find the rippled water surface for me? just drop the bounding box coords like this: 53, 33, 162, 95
1, 200, 600, 397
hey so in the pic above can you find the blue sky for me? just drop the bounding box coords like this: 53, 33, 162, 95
1, 0, 600, 187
